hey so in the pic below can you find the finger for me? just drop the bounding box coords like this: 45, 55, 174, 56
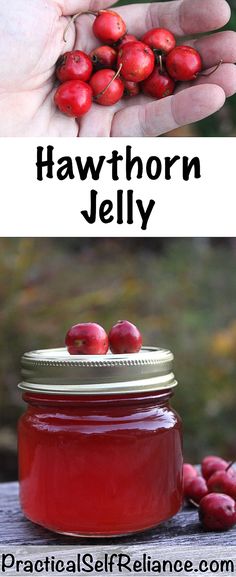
187, 31, 236, 69
111, 84, 225, 137
78, 103, 114, 136
49, 113, 79, 136
60, 0, 117, 16
73, 15, 100, 53
176, 63, 236, 98
117, 0, 231, 39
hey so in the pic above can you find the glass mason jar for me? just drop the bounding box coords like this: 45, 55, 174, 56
18, 347, 183, 537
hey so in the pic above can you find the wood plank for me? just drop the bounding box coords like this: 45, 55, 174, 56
1, 482, 236, 547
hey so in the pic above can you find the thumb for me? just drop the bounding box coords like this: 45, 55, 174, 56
61, 1, 118, 16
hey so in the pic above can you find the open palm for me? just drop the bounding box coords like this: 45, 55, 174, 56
0, 0, 236, 136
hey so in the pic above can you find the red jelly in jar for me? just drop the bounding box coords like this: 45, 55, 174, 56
18, 347, 183, 536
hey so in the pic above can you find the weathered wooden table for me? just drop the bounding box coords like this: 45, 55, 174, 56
1, 482, 236, 547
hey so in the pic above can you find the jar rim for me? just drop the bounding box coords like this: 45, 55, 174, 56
19, 346, 177, 395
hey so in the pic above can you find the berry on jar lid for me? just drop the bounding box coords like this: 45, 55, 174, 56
108, 320, 142, 354
65, 322, 109, 355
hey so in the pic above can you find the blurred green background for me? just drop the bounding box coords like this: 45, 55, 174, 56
116, 0, 236, 136
1, 238, 236, 482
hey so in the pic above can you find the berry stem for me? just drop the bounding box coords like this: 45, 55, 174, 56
63, 10, 98, 42
189, 498, 200, 508
153, 50, 164, 71
225, 461, 235, 472
94, 64, 123, 100
200, 60, 223, 77
158, 55, 163, 74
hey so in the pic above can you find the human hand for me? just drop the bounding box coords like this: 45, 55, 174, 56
0, 0, 236, 136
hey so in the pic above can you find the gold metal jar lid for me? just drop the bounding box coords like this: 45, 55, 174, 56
18, 347, 177, 395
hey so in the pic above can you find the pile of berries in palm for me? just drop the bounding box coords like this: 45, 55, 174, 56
55, 9, 203, 117
184, 457, 236, 531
